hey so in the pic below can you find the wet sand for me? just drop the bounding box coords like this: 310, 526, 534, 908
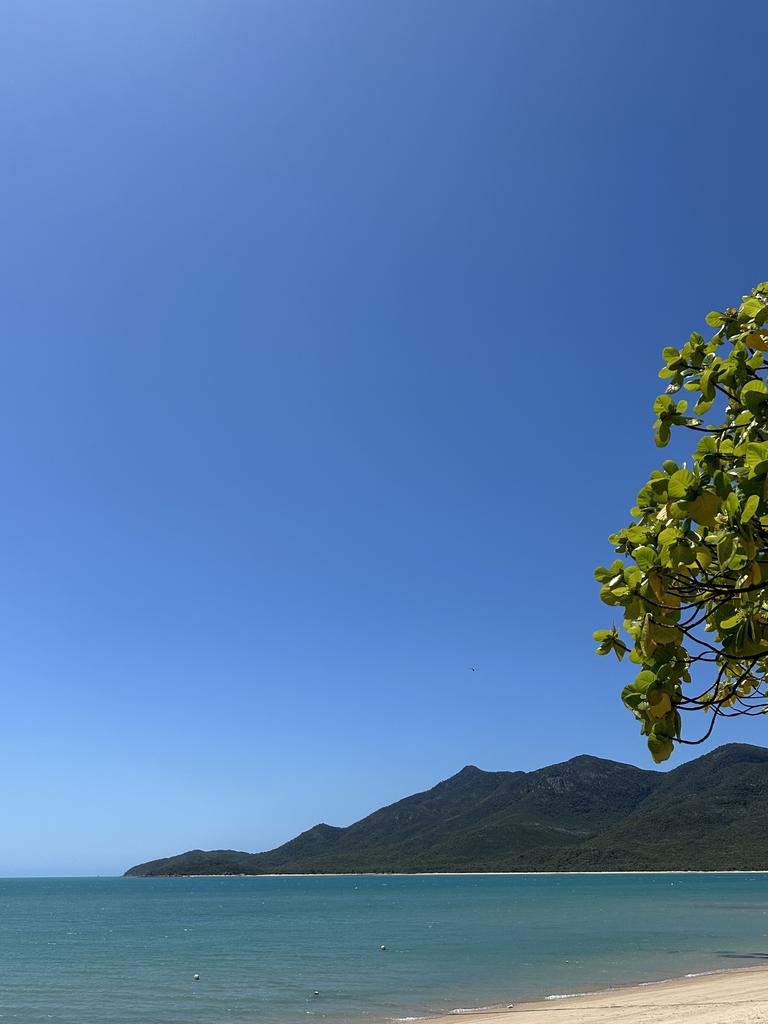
428, 965, 768, 1024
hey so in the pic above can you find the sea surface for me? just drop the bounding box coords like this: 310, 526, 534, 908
2, 873, 768, 1024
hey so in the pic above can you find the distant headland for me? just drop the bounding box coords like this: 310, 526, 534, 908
124, 743, 768, 876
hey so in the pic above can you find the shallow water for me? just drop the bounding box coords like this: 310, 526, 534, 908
2, 874, 768, 1023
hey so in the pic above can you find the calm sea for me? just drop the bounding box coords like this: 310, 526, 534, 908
2, 873, 768, 1023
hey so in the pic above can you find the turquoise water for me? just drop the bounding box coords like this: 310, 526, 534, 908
2, 874, 768, 1023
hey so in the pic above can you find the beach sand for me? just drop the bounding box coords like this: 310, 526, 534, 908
428, 965, 768, 1024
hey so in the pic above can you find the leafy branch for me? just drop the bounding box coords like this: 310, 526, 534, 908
595, 282, 768, 761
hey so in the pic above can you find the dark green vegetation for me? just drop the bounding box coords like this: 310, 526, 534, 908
596, 283, 768, 762
125, 743, 768, 875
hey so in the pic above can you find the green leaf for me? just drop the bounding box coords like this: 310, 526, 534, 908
684, 491, 721, 528
742, 494, 760, 523
746, 442, 768, 478
720, 612, 744, 630
634, 670, 656, 690
654, 422, 671, 447
653, 395, 676, 416
648, 735, 674, 763
744, 331, 768, 351
696, 435, 718, 455
621, 684, 645, 712
717, 536, 734, 566
741, 379, 768, 412
706, 311, 726, 327
667, 468, 695, 499
625, 525, 647, 543
647, 622, 681, 645
739, 297, 765, 322
694, 396, 715, 415
647, 690, 672, 719
699, 369, 715, 401
633, 546, 658, 572
695, 544, 713, 569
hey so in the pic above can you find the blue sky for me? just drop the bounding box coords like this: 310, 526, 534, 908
2, 0, 768, 874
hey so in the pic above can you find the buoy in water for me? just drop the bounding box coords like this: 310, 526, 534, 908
193, 974, 200, 981
380, 944, 386, 951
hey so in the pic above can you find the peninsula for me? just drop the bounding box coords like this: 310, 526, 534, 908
125, 743, 768, 876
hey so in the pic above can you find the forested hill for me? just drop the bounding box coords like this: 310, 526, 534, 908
124, 743, 768, 875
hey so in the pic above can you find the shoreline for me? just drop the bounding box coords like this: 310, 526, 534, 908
421, 964, 768, 1024
124, 869, 768, 878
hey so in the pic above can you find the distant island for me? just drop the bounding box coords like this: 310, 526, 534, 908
124, 743, 768, 876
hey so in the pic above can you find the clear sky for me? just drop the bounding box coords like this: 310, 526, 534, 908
2, 0, 768, 875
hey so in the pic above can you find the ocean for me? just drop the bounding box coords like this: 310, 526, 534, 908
2, 873, 768, 1023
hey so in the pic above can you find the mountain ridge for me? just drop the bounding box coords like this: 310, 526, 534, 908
124, 743, 768, 876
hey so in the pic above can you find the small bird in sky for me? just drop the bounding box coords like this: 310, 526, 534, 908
469, 667, 476, 672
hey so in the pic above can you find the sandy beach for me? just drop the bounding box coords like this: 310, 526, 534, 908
428, 966, 768, 1024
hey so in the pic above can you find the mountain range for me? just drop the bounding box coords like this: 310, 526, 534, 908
124, 743, 768, 875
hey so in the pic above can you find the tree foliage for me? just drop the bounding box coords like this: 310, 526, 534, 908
595, 282, 768, 762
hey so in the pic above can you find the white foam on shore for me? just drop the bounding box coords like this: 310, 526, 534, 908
542, 970, 725, 1001
544, 991, 598, 1000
